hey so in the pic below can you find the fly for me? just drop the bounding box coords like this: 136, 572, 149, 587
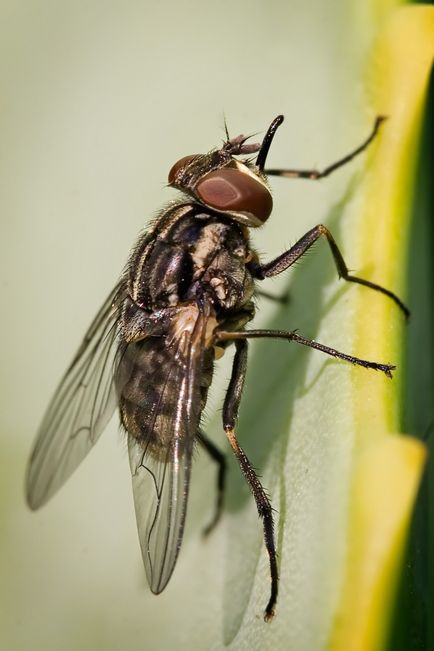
26, 115, 408, 622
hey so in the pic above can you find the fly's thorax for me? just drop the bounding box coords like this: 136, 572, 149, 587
127, 206, 255, 313
185, 218, 255, 310
127, 203, 195, 308
195, 246, 256, 310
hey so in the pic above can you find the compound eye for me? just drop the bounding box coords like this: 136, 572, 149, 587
196, 168, 272, 223
168, 155, 198, 185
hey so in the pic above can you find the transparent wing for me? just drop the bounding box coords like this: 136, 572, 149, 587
26, 281, 125, 509
128, 433, 194, 594
118, 310, 209, 593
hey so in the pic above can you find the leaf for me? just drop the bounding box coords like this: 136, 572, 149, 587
330, 7, 434, 651
220, 6, 433, 649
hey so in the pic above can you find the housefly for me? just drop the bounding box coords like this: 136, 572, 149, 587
26, 115, 408, 621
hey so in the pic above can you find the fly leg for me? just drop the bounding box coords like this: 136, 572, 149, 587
197, 430, 226, 536
265, 116, 385, 180
253, 224, 409, 317
222, 339, 278, 622
218, 330, 395, 377
256, 288, 289, 305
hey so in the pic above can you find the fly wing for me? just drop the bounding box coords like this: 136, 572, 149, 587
118, 307, 211, 594
26, 281, 125, 509
128, 431, 194, 595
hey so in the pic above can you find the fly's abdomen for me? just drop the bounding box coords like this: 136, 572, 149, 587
116, 334, 214, 454
116, 339, 178, 448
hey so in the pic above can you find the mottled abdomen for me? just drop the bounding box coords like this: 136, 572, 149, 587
116, 319, 214, 456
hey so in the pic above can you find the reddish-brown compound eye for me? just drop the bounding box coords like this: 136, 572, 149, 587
196, 168, 273, 223
168, 155, 198, 185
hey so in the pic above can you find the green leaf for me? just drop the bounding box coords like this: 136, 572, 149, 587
329, 6, 434, 650
219, 6, 433, 649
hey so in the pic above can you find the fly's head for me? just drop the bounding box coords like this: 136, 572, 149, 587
168, 115, 284, 228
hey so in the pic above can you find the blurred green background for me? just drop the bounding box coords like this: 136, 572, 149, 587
1, 2, 430, 650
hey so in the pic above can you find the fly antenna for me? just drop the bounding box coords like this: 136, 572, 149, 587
256, 115, 284, 171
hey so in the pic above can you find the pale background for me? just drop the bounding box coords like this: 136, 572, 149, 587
0, 1, 375, 649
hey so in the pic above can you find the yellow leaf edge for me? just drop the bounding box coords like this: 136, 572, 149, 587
330, 6, 434, 651
331, 435, 426, 651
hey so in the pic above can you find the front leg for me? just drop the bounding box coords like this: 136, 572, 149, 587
265, 116, 385, 180
253, 224, 409, 317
